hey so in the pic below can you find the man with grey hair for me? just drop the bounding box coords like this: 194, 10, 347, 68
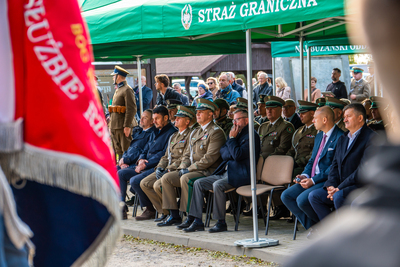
226, 72, 246, 98
216, 73, 241, 105
173, 83, 189, 106
253, 72, 273, 108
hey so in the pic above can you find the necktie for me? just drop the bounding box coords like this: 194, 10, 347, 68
311, 134, 327, 177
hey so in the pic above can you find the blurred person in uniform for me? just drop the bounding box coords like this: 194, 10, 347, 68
156, 74, 182, 106
349, 67, 370, 103
283, 99, 304, 130
326, 68, 348, 99
362, 98, 374, 123
325, 97, 347, 132
368, 96, 386, 133
255, 94, 269, 125
206, 77, 219, 100
286, 100, 318, 177
109, 65, 137, 159
160, 99, 225, 230
166, 99, 182, 126
140, 106, 195, 226
213, 98, 233, 137
173, 83, 189, 106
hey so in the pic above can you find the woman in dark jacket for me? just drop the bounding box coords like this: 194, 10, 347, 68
191, 82, 214, 106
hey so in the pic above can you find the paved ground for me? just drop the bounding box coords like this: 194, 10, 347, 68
120, 206, 310, 264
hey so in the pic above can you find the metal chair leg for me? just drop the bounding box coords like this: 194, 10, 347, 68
228, 192, 237, 222
205, 192, 213, 227
293, 216, 298, 240
133, 194, 139, 217
235, 195, 242, 231
265, 189, 274, 235
258, 195, 266, 226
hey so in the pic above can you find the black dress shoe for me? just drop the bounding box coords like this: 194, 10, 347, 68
182, 221, 205, 232
176, 217, 194, 230
269, 205, 290, 220
125, 197, 135, 206
154, 214, 168, 222
208, 222, 227, 233
157, 215, 182, 227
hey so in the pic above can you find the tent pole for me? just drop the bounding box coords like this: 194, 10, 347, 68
272, 58, 276, 96
299, 36, 304, 101
234, 30, 274, 249
137, 56, 143, 116
307, 46, 312, 101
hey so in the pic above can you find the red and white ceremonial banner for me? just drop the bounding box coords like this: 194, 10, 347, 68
1, 0, 120, 266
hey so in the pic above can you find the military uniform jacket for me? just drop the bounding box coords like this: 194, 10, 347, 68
336, 118, 347, 132
286, 124, 317, 168
110, 81, 137, 129
258, 117, 294, 158
157, 128, 192, 171
350, 79, 370, 103
215, 116, 233, 138
179, 121, 226, 175
255, 116, 269, 125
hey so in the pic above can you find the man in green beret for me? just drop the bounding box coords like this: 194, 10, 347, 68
255, 94, 269, 125
140, 106, 196, 225
109, 65, 137, 159
161, 98, 226, 231
368, 96, 386, 132
213, 98, 233, 137
325, 97, 347, 132
236, 97, 261, 131
286, 100, 318, 177
349, 67, 370, 103
258, 95, 295, 220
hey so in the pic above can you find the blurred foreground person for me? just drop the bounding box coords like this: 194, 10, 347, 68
285, 1, 400, 266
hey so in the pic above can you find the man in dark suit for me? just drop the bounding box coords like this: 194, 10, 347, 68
118, 110, 155, 219
184, 109, 261, 233
309, 103, 376, 221
155, 74, 182, 106
122, 106, 177, 220
281, 106, 344, 232
283, 99, 303, 129
134, 76, 153, 117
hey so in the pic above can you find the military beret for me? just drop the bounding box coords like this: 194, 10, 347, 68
196, 98, 218, 112
175, 105, 195, 119
257, 94, 266, 104
297, 100, 318, 113
110, 65, 129, 77
351, 67, 364, 73
316, 97, 326, 107
166, 99, 182, 109
321, 91, 336, 98
325, 96, 346, 110
214, 99, 230, 110
264, 95, 285, 108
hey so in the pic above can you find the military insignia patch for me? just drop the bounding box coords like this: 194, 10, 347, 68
268, 132, 277, 136
201, 134, 209, 140
287, 127, 293, 133
306, 135, 315, 138
179, 140, 186, 143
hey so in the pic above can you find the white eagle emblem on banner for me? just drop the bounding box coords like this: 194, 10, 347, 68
181, 4, 192, 30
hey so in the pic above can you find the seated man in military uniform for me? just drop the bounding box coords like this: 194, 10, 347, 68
325, 97, 347, 132
166, 99, 183, 126
286, 100, 318, 177
283, 99, 304, 130
368, 96, 386, 133
255, 94, 269, 125
258, 96, 295, 220
213, 98, 233, 137
185, 106, 200, 129
140, 106, 195, 225
160, 98, 226, 230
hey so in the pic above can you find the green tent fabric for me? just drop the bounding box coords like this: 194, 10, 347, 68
271, 38, 368, 57
81, 0, 351, 60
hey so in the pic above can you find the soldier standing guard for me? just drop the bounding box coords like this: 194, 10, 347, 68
109, 65, 137, 159
286, 100, 318, 177
213, 98, 233, 137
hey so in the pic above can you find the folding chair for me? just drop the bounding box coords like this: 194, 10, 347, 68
235, 155, 294, 236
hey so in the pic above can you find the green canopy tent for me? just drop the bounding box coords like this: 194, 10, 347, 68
81, 0, 355, 247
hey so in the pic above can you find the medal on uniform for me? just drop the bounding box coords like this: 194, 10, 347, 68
200, 144, 204, 150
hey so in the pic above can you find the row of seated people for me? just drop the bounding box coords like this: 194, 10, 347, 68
117, 95, 385, 234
